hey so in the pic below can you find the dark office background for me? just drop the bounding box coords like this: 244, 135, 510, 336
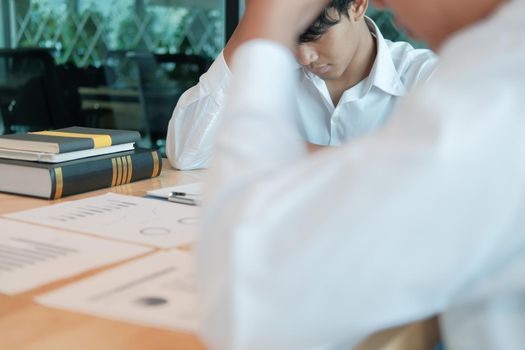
0, 0, 421, 156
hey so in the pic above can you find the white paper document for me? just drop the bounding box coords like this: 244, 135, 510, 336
147, 182, 202, 199
6, 193, 199, 248
0, 218, 151, 295
37, 251, 198, 332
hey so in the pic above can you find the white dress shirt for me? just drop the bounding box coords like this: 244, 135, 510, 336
197, 0, 525, 349
167, 18, 437, 170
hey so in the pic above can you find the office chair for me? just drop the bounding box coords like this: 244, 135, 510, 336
0, 49, 54, 133
127, 51, 211, 154
0, 48, 84, 134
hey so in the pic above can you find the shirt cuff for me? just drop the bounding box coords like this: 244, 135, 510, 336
230, 39, 298, 116
231, 39, 296, 74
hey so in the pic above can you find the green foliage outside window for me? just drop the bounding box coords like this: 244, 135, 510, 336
366, 6, 428, 48
15, 1, 224, 67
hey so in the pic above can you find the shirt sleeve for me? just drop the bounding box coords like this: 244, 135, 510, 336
197, 40, 525, 350
166, 51, 232, 170
402, 47, 439, 89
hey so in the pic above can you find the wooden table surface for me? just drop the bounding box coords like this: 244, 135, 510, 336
0, 160, 439, 350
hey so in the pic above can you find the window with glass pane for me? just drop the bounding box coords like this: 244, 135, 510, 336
1, 0, 227, 153
11, 0, 225, 65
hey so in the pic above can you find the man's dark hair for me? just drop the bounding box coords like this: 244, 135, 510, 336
299, 0, 353, 43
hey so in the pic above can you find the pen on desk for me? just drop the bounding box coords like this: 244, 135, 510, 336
168, 192, 201, 206
170, 192, 198, 197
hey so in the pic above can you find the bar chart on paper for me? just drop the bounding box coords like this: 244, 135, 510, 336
6, 193, 200, 248
0, 219, 151, 295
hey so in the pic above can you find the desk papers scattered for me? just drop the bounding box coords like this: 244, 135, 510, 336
37, 251, 198, 332
6, 193, 199, 248
147, 182, 202, 199
0, 218, 151, 295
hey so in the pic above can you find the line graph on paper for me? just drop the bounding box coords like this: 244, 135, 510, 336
6, 194, 199, 248
37, 251, 198, 331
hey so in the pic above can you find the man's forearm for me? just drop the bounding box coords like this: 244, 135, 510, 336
166, 51, 232, 170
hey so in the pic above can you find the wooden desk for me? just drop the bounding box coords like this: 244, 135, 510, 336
0, 160, 439, 350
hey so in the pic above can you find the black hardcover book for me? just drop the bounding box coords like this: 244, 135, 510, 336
0, 126, 141, 154
0, 148, 162, 199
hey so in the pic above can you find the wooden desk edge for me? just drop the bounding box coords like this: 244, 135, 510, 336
0, 160, 440, 350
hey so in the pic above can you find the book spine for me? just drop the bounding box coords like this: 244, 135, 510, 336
49, 150, 162, 199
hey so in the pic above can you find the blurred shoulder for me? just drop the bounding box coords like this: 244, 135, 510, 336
386, 39, 439, 86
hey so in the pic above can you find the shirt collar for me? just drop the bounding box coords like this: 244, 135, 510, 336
364, 17, 407, 97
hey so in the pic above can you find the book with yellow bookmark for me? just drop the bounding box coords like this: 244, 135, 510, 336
0, 127, 140, 162
0, 148, 162, 199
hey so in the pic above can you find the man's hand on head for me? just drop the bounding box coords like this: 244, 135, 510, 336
224, 0, 330, 67
240, 0, 331, 49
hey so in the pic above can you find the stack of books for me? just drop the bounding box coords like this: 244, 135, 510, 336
0, 127, 162, 199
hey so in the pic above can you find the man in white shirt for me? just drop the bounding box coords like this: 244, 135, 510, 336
197, 0, 525, 349
166, 0, 437, 170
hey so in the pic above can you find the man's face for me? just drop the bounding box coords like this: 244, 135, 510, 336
295, 9, 361, 81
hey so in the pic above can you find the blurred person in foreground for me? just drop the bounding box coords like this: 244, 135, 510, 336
197, 0, 525, 349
